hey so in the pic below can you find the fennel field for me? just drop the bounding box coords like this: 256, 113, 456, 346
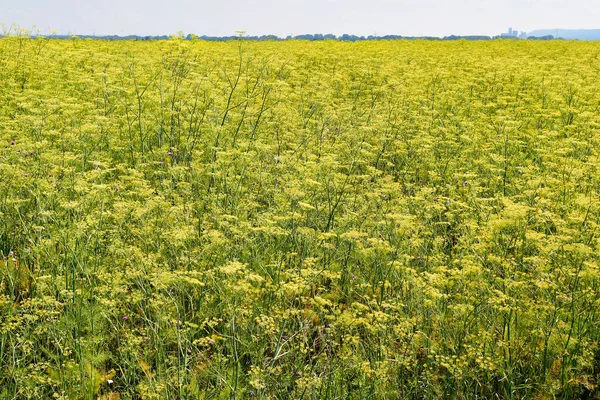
1, 37, 600, 399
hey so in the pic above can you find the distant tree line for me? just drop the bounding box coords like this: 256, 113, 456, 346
0, 33, 558, 41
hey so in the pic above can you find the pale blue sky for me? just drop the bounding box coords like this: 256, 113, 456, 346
1, 0, 598, 37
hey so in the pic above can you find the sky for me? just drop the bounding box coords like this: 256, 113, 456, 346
0, 0, 599, 37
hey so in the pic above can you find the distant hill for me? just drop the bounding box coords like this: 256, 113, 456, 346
527, 29, 600, 40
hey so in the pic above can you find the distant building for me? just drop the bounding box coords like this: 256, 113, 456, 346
500, 27, 524, 39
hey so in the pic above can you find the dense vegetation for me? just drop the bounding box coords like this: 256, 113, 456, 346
1, 37, 600, 399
